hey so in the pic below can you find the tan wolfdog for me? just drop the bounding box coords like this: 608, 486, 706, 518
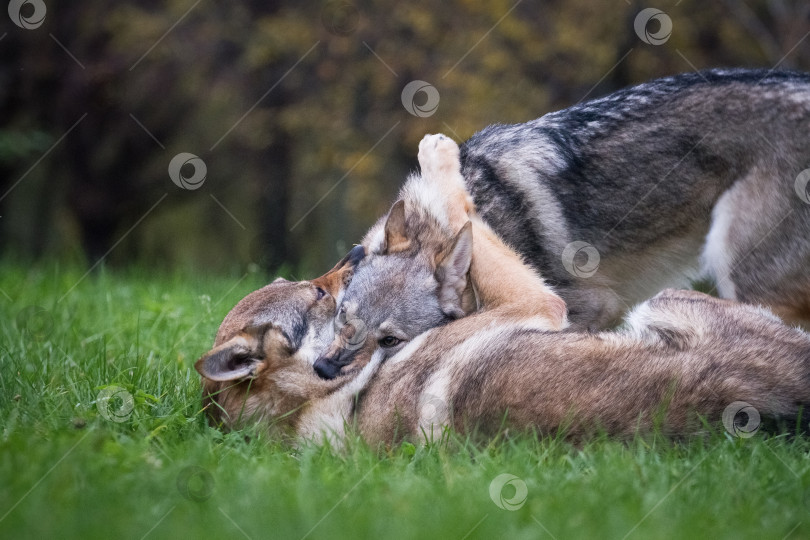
197, 135, 810, 446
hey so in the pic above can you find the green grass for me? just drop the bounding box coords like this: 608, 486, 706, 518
1, 262, 809, 539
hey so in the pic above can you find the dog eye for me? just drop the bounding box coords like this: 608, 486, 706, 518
315, 287, 327, 300
379, 336, 401, 348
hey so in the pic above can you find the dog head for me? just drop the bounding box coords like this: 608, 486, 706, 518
195, 245, 364, 430
313, 200, 475, 379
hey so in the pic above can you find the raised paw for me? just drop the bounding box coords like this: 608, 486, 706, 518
418, 134, 461, 180
416, 134, 474, 229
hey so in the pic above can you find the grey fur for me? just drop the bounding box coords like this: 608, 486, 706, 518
460, 68, 810, 329
198, 132, 810, 444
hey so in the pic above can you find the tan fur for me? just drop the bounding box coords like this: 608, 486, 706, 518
195, 250, 361, 435
416, 134, 566, 328
749, 283, 810, 328
416, 134, 475, 229
467, 216, 568, 327
310, 138, 569, 379
196, 134, 810, 446
355, 289, 810, 445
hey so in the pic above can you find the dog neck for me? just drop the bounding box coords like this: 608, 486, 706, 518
294, 349, 386, 445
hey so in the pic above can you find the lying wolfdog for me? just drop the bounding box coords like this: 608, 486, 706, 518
197, 135, 810, 445
458, 68, 810, 329
195, 245, 364, 432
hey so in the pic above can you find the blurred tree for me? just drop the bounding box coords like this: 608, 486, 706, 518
0, 0, 807, 275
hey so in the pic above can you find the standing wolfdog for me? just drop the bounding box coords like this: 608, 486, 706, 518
459, 68, 810, 329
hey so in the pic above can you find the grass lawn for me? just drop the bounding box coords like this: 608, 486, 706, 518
1, 262, 809, 540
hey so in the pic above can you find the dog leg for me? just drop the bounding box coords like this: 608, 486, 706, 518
417, 133, 475, 230
702, 167, 810, 328
468, 218, 568, 329
417, 134, 568, 329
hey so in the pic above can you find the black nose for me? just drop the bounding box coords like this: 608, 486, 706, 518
314, 357, 341, 380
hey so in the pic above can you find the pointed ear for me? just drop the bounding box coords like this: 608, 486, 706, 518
434, 221, 473, 319
313, 245, 366, 297
195, 324, 288, 382
461, 275, 479, 314
382, 200, 411, 254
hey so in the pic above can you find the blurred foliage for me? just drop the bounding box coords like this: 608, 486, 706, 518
0, 0, 808, 275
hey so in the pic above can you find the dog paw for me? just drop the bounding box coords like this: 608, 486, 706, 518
416, 134, 474, 229
418, 134, 460, 179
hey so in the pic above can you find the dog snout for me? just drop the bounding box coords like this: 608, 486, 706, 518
313, 345, 358, 380
313, 356, 341, 379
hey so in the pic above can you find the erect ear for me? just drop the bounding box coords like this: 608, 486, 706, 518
382, 200, 411, 254
314, 245, 366, 296
434, 221, 473, 319
194, 324, 289, 382
328, 244, 366, 273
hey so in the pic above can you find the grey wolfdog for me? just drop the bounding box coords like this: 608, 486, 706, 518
459, 68, 810, 329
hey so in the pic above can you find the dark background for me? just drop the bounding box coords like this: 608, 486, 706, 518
1, 0, 808, 277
